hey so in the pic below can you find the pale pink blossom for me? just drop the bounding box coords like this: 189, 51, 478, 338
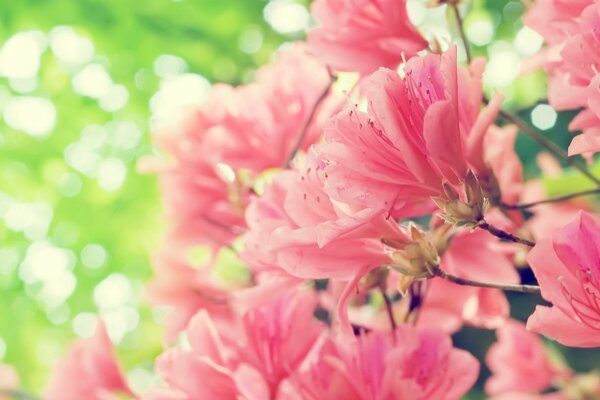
45, 322, 132, 400
486, 320, 566, 396
140, 44, 333, 249
524, 1, 600, 157
145, 249, 232, 342
243, 167, 409, 281
308, 0, 428, 74
147, 289, 325, 400
527, 211, 600, 347
523, 0, 593, 46
0, 363, 18, 400
318, 47, 506, 218
285, 325, 479, 400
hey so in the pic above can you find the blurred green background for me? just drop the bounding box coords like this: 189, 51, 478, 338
0, 0, 590, 396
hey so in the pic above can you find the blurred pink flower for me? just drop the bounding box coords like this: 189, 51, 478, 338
139, 43, 333, 249
523, 0, 593, 46
308, 0, 427, 74
525, 1, 600, 158
45, 322, 132, 400
285, 325, 479, 400
318, 47, 506, 217
0, 363, 18, 400
145, 248, 232, 342
486, 320, 566, 396
148, 289, 325, 399
527, 211, 600, 347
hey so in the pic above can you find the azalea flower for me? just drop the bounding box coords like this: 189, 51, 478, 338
147, 289, 325, 400
527, 211, 600, 347
284, 325, 479, 400
307, 0, 428, 74
45, 322, 132, 400
486, 320, 566, 396
318, 46, 508, 223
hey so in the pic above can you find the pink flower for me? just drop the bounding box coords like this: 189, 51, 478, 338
140, 43, 333, 249
145, 248, 232, 342
527, 211, 600, 347
523, 0, 593, 46
0, 363, 18, 400
148, 289, 325, 399
308, 0, 428, 74
45, 322, 132, 400
285, 325, 479, 400
525, 1, 600, 158
485, 320, 565, 396
318, 47, 505, 218
243, 166, 409, 281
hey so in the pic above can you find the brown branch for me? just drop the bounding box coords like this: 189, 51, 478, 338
283, 74, 335, 168
502, 188, 600, 210
450, 2, 471, 64
380, 287, 397, 334
478, 219, 535, 247
433, 268, 541, 294
499, 109, 600, 187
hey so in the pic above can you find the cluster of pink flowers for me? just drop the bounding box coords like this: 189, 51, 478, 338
11, 0, 600, 399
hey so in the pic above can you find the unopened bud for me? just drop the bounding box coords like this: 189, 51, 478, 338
433, 171, 488, 228
388, 224, 440, 295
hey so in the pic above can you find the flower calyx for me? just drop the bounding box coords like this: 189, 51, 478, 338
432, 170, 489, 228
386, 224, 441, 295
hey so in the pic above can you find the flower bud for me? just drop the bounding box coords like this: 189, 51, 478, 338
388, 224, 440, 295
432, 171, 488, 228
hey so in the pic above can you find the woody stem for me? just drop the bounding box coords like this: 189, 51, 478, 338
501, 188, 600, 210
433, 268, 541, 294
380, 287, 398, 333
477, 219, 535, 247
450, 2, 471, 64
498, 109, 600, 187
283, 73, 335, 168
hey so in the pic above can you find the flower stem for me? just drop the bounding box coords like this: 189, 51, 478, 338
502, 188, 600, 210
380, 287, 397, 333
433, 268, 541, 294
283, 73, 335, 168
478, 219, 535, 247
450, 2, 471, 64
498, 109, 600, 187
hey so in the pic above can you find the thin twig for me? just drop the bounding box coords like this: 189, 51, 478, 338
450, 2, 471, 64
499, 109, 600, 187
433, 268, 541, 294
380, 287, 397, 333
478, 219, 535, 247
283, 75, 335, 168
502, 188, 600, 210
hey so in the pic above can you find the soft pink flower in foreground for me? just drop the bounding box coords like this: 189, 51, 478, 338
308, 0, 427, 74
148, 289, 324, 400
486, 320, 565, 396
0, 363, 18, 400
285, 325, 479, 400
527, 211, 600, 347
525, 1, 600, 157
45, 322, 132, 400
140, 44, 333, 249
318, 47, 506, 218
